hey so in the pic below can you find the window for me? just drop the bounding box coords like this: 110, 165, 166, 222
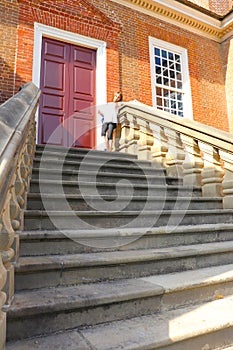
149, 37, 192, 118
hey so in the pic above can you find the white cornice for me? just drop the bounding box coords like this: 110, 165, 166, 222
110, 0, 233, 42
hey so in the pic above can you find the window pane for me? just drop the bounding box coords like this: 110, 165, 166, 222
156, 86, 162, 96
170, 79, 176, 88
155, 48, 160, 56
176, 63, 181, 72
163, 78, 169, 86
168, 52, 174, 60
156, 97, 163, 107
175, 54, 180, 62
155, 57, 161, 65
170, 70, 175, 79
177, 80, 182, 89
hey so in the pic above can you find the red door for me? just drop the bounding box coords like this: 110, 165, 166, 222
38, 37, 96, 148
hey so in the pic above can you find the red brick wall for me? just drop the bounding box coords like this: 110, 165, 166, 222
0, 0, 18, 104
1, 0, 230, 131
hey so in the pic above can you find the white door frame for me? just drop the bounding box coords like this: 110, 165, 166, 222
32, 22, 107, 148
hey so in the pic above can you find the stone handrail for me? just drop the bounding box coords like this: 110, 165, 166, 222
118, 102, 233, 209
0, 82, 40, 349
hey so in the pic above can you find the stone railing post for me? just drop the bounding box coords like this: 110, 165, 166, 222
181, 136, 203, 187
164, 128, 185, 177
150, 125, 168, 167
118, 113, 140, 154
137, 120, 154, 161
199, 143, 224, 197
219, 150, 233, 208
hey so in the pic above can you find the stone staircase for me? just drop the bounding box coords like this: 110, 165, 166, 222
5, 144, 233, 350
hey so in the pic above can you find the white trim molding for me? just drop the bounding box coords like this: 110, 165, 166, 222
110, 0, 233, 43
149, 36, 193, 119
32, 22, 107, 148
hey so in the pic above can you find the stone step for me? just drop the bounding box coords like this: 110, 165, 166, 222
34, 146, 154, 168
26, 193, 222, 211
32, 167, 181, 187
14, 241, 233, 290
6, 263, 233, 343
32, 157, 163, 175
29, 178, 202, 197
19, 223, 233, 257
32, 167, 177, 186
23, 208, 233, 230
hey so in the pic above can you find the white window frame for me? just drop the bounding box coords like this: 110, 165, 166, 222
32, 22, 107, 147
149, 36, 193, 119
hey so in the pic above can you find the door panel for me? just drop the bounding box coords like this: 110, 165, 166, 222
39, 38, 96, 148
68, 45, 96, 148
39, 38, 69, 146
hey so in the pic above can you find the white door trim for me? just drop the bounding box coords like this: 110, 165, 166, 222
32, 22, 107, 148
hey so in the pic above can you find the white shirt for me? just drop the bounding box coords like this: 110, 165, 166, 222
99, 102, 123, 124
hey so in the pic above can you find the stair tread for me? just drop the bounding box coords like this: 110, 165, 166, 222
24, 208, 232, 216
16, 240, 233, 270
8, 263, 233, 316
36, 144, 137, 155
30, 178, 199, 188
33, 168, 166, 179
6, 293, 233, 350
33, 159, 162, 171
27, 193, 221, 201
20, 222, 233, 239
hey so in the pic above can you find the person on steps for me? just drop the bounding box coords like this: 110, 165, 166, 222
98, 91, 123, 152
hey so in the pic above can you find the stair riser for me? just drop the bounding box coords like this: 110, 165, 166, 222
7, 280, 233, 342
23, 211, 233, 230
26, 196, 222, 211
15, 251, 233, 290
29, 182, 201, 197
18, 229, 233, 256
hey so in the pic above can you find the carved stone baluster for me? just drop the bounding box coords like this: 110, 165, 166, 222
10, 171, 21, 264
164, 128, 185, 177
199, 143, 224, 197
118, 114, 140, 154
150, 125, 168, 167
181, 135, 204, 187
0, 222, 7, 350
0, 189, 15, 305
23, 120, 36, 208
219, 150, 233, 208
137, 120, 154, 161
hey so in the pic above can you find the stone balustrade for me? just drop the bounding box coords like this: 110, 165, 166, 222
0, 83, 40, 350
117, 102, 233, 208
